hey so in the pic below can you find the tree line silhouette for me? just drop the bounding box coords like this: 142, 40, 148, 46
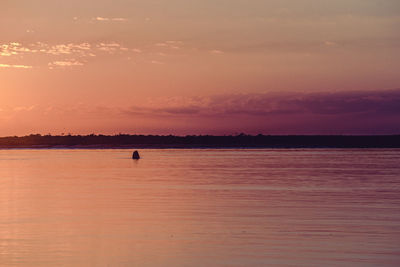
0, 134, 399, 148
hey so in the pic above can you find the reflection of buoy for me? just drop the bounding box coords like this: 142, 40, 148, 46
132, 150, 140, 159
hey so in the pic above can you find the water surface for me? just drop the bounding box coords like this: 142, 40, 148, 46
0, 149, 399, 266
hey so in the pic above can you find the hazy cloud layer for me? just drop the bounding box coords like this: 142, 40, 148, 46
117, 89, 400, 134
114, 89, 400, 117
2, 89, 399, 135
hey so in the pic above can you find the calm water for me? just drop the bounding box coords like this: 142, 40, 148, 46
0, 149, 400, 266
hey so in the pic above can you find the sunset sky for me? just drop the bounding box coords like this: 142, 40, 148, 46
1, 0, 399, 135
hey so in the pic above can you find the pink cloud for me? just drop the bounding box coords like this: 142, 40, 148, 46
0, 63, 32, 69
94, 17, 128, 22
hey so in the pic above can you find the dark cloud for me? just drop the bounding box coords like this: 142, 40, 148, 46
297, 89, 400, 115
119, 88, 400, 134
217, 89, 400, 116
156, 107, 200, 115
120, 88, 400, 118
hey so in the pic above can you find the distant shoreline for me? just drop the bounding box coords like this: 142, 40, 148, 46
1, 134, 400, 149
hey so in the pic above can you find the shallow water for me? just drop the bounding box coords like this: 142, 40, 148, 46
0, 149, 399, 266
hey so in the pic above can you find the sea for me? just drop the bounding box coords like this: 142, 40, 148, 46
0, 149, 399, 266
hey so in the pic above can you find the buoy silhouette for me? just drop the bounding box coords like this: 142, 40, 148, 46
132, 150, 140, 159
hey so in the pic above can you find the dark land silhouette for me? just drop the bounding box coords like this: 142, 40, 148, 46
0, 134, 400, 148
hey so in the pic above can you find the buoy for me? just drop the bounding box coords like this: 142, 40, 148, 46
132, 150, 140, 159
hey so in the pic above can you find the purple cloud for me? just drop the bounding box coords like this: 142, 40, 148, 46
120, 89, 400, 134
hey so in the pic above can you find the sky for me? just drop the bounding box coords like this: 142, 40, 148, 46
1, 0, 399, 135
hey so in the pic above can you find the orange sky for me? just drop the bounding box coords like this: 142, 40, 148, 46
1, 0, 400, 135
